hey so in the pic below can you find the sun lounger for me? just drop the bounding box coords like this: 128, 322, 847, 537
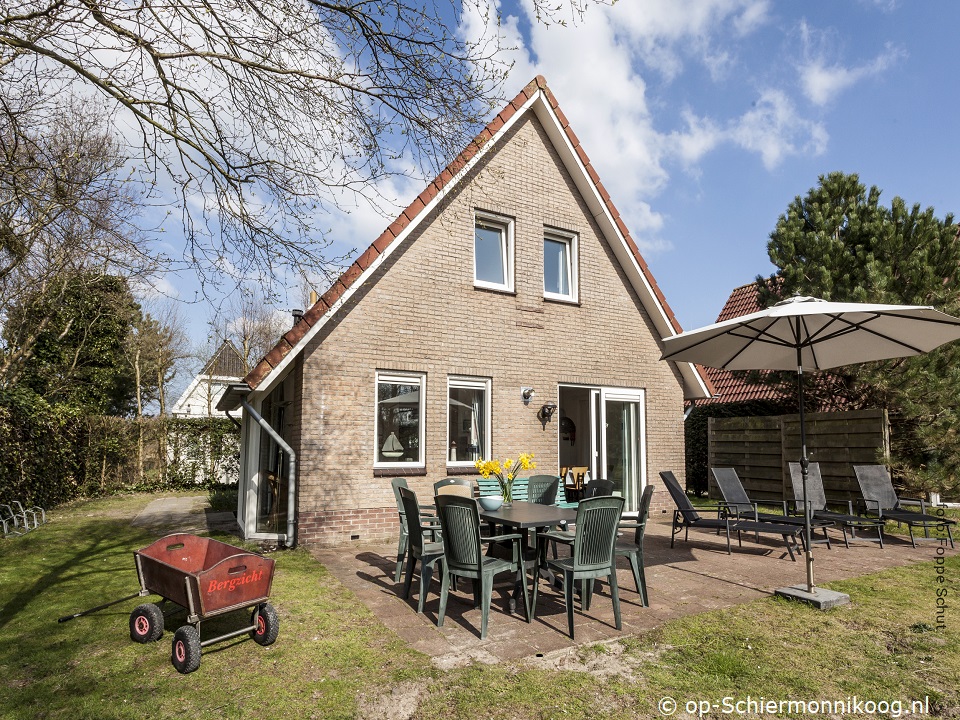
787, 463, 884, 548
853, 465, 955, 548
660, 471, 801, 561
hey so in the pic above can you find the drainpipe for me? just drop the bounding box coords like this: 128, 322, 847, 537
241, 398, 297, 549
224, 408, 242, 429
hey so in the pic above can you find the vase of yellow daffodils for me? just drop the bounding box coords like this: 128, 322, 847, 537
474, 453, 536, 506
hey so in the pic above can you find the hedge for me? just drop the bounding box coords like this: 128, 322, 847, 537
0, 388, 240, 509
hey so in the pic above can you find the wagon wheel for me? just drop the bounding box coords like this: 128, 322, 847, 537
171, 626, 202, 674
250, 602, 279, 646
129, 603, 164, 643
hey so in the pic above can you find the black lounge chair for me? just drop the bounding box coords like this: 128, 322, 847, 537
660, 471, 801, 561
853, 465, 955, 548
711, 467, 833, 547
787, 462, 884, 548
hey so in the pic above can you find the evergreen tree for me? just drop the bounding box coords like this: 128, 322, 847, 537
757, 171, 960, 494
4, 273, 142, 416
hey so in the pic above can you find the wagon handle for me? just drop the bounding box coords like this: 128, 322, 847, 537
57, 591, 143, 623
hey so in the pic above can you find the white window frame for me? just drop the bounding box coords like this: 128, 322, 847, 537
474, 211, 515, 292
543, 228, 578, 302
446, 376, 491, 467
374, 371, 426, 468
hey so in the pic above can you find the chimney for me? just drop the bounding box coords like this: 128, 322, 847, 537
291, 308, 304, 326
309, 290, 318, 306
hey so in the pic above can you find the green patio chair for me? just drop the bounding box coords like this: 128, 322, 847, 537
527, 475, 559, 505
615, 484, 654, 606
391, 478, 412, 582
434, 477, 474, 498
582, 479, 614, 498
434, 494, 530, 639
537, 495, 625, 639
398, 487, 444, 613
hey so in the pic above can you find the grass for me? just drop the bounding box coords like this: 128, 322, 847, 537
2, 493, 959, 719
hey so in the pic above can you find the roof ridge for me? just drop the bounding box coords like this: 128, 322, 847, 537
243, 76, 691, 390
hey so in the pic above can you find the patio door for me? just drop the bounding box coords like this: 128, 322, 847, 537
599, 391, 645, 512
559, 386, 646, 512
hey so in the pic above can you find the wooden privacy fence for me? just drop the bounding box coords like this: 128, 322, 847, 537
707, 409, 889, 508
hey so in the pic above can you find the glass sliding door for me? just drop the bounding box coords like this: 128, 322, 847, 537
558, 385, 646, 512
603, 395, 643, 511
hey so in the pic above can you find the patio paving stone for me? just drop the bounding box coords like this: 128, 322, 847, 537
310, 514, 957, 664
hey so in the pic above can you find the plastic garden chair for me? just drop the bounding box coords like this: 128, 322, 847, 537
536, 495, 625, 639
526, 475, 559, 505
397, 487, 444, 613
391, 478, 412, 582
434, 494, 530, 639
614, 484, 654, 606
434, 477, 474, 498
582, 479, 614, 498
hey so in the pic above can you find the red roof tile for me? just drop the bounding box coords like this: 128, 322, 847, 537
698, 281, 785, 405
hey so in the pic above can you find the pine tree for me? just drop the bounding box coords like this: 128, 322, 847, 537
756, 171, 960, 494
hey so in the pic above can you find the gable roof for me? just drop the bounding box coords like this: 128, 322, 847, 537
234, 76, 710, 402
201, 340, 246, 378
172, 340, 246, 416
698, 281, 786, 405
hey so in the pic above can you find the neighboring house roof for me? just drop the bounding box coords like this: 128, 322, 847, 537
172, 340, 246, 416
698, 281, 786, 405
201, 340, 246, 378
228, 75, 710, 404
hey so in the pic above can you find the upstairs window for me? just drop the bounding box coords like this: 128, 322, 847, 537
474, 213, 514, 292
544, 230, 577, 302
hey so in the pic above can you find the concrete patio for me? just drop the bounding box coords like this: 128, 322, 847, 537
310, 515, 955, 666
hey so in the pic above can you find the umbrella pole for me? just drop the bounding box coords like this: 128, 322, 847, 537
796, 359, 815, 594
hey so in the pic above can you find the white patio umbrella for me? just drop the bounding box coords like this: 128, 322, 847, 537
661, 295, 960, 598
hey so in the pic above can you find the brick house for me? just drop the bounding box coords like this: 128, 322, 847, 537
218, 76, 710, 547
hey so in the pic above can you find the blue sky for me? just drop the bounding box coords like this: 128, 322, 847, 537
160, 0, 960, 348
477, 0, 960, 331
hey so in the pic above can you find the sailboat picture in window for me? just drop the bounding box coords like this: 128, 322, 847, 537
381, 432, 405, 459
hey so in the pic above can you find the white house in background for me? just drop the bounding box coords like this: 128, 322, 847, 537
171, 340, 246, 418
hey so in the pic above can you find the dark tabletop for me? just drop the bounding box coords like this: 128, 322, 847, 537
479, 500, 577, 529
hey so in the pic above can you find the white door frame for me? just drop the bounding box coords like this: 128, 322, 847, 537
560, 384, 646, 512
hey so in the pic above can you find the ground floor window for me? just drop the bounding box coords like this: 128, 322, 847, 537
376, 372, 425, 466
447, 377, 490, 465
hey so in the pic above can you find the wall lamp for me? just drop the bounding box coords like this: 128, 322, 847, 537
521, 387, 535, 405
537, 401, 558, 422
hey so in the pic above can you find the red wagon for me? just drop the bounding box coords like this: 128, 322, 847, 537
130, 533, 280, 673
128, 533, 279, 673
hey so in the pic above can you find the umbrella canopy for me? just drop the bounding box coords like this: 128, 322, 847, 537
661, 295, 960, 595
661, 296, 960, 372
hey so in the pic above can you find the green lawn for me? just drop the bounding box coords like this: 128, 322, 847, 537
1, 493, 958, 719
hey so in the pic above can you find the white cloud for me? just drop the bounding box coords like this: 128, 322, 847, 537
668, 90, 827, 170
613, 0, 770, 80
797, 21, 906, 106
730, 89, 828, 168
